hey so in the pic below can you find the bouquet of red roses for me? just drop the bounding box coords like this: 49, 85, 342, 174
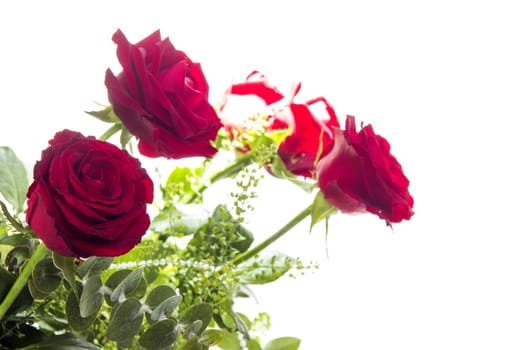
0, 29, 413, 350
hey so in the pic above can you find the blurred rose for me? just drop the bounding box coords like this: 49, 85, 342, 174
26, 130, 153, 257
105, 29, 222, 159
316, 116, 414, 224
220, 71, 340, 178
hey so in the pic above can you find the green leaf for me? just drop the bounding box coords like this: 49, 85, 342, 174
79, 275, 103, 317
138, 319, 178, 350
310, 191, 336, 231
150, 295, 182, 322
110, 267, 144, 303
0, 233, 31, 247
86, 105, 120, 123
268, 155, 316, 192
31, 257, 62, 295
216, 331, 240, 350
77, 256, 114, 279
0, 146, 29, 213
236, 251, 296, 285
66, 288, 98, 331
199, 329, 224, 347
85, 104, 120, 123
263, 337, 301, 350
180, 303, 213, 335
120, 126, 133, 149
104, 269, 146, 306
106, 298, 144, 345
247, 339, 263, 350
151, 204, 210, 236
19, 333, 100, 349
163, 166, 204, 203
52, 252, 79, 299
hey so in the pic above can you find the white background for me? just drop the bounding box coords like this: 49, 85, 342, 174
1, 1, 524, 349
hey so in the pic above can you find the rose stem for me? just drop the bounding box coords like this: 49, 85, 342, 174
0, 243, 49, 320
184, 152, 255, 204
232, 204, 312, 266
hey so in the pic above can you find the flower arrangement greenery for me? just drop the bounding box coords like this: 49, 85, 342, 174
0, 29, 414, 350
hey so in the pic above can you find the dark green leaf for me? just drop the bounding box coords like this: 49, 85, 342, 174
77, 256, 114, 279
31, 257, 61, 295
66, 289, 98, 331
19, 333, 100, 349
263, 337, 301, 350
150, 295, 182, 322
138, 319, 178, 350
79, 275, 103, 317
0, 146, 28, 212
180, 303, 213, 335
236, 251, 296, 285
0, 265, 32, 314
110, 267, 144, 303
0, 233, 31, 247
52, 252, 79, 299
106, 298, 144, 344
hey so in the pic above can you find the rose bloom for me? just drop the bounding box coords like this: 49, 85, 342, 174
316, 116, 414, 224
221, 71, 340, 178
26, 130, 154, 257
105, 29, 222, 159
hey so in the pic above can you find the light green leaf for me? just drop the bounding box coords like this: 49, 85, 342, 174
199, 329, 224, 347
310, 190, 336, 231
0, 146, 29, 213
268, 155, 317, 192
263, 337, 301, 350
236, 251, 296, 285
151, 204, 210, 236
85, 104, 120, 123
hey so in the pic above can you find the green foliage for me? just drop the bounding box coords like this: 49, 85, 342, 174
235, 252, 296, 285
0, 94, 314, 350
0, 147, 28, 213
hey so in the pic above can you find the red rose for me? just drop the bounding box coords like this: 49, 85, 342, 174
221, 71, 340, 178
26, 130, 154, 257
316, 116, 414, 224
105, 29, 222, 159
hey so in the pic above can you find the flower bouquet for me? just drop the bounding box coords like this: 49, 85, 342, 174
0, 29, 414, 350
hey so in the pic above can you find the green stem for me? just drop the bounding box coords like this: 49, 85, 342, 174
185, 152, 256, 204
99, 123, 122, 141
232, 204, 312, 265
0, 243, 49, 320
